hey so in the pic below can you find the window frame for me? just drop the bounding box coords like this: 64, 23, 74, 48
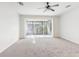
24, 17, 53, 38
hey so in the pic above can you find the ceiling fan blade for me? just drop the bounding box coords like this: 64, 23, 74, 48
49, 8, 55, 11
18, 2, 24, 6
43, 9, 47, 13
47, 2, 49, 5
51, 4, 59, 7
37, 7, 45, 9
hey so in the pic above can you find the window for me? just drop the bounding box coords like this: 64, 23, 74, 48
26, 20, 52, 35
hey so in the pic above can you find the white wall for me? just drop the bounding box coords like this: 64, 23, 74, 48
60, 7, 79, 44
0, 3, 19, 53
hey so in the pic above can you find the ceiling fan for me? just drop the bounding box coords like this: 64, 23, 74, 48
38, 2, 59, 12
18, 2, 59, 12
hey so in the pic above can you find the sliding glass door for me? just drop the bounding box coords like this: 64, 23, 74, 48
26, 20, 52, 36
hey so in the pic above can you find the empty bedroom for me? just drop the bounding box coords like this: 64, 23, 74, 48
0, 1, 79, 57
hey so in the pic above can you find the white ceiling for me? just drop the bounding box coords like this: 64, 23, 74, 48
17, 2, 79, 16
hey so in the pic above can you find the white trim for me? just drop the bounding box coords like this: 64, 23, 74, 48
24, 16, 53, 39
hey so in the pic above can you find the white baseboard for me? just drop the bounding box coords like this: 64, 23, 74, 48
0, 40, 18, 53
61, 35, 79, 45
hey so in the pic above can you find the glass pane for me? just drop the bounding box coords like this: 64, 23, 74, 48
26, 24, 33, 35
43, 21, 48, 35
33, 21, 43, 35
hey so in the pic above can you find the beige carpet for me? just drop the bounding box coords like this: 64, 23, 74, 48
0, 38, 79, 57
